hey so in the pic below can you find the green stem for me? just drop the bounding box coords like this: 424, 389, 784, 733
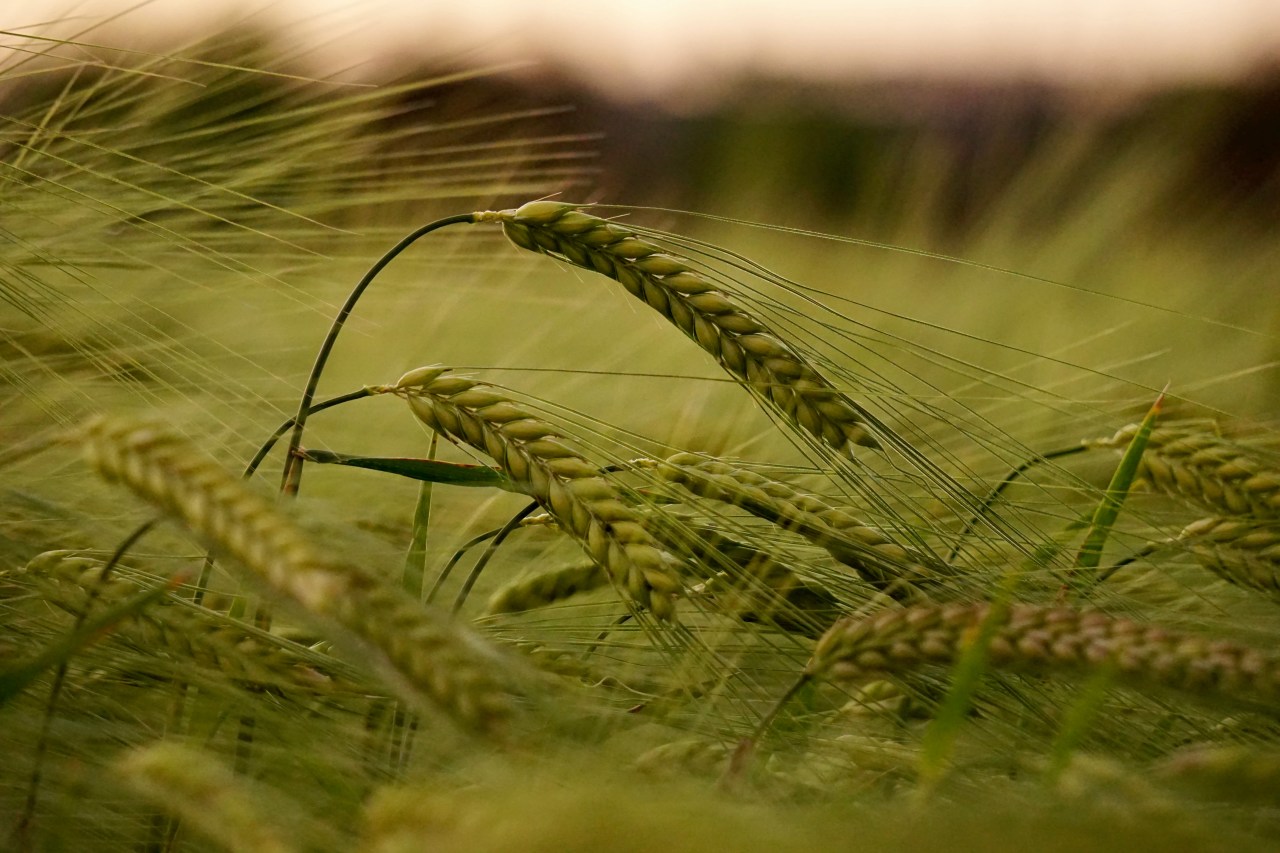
280, 213, 476, 496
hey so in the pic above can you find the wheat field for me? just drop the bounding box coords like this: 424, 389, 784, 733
2, 20, 1279, 853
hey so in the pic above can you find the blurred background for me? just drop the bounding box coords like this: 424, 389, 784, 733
11, 0, 1280, 226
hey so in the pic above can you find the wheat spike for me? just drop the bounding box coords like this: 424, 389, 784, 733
476, 200, 879, 454
79, 414, 520, 733
1089, 424, 1280, 518
1178, 516, 1280, 597
486, 562, 608, 614
20, 552, 353, 693
641, 514, 843, 638
117, 742, 296, 853
380, 366, 682, 620
645, 452, 946, 598
807, 602, 1280, 704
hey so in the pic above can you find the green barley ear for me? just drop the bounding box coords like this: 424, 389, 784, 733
1087, 423, 1280, 518
477, 201, 880, 454
117, 742, 298, 853
379, 367, 683, 621
486, 563, 608, 615
1178, 516, 1280, 598
807, 603, 1280, 706
79, 414, 524, 734
646, 452, 948, 599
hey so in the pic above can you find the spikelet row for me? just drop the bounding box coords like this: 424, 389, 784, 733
808, 602, 1280, 704
640, 514, 843, 637
80, 415, 518, 733
1178, 516, 1280, 598
646, 452, 945, 598
478, 201, 879, 454
1089, 424, 1280, 518
20, 552, 351, 693
486, 562, 607, 615
382, 366, 682, 620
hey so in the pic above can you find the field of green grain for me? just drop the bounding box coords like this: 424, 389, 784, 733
3, 26, 1279, 852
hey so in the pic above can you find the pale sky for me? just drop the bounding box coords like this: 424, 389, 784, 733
10, 1, 1280, 103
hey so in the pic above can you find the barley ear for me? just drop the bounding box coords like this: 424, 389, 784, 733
486, 562, 608, 615
117, 742, 296, 853
79, 414, 522, 734
477, 201, 880, 454
1178, 516, 1280, 598
807, 603, 1280, 706
1087, 424, 1280, 518
383, 369, 683, 620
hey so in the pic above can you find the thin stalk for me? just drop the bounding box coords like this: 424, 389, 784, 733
451, 501, 538, 614
948, 444, 1089, 561
194, 388, 373, 605
280, 213, 476, 496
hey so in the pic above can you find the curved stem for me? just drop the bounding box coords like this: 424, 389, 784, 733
280, 213, 477, 496
426, 528, 501, 605
949, 444, 1089, 562
451, 501, 538, 614
193, 388, 374, 605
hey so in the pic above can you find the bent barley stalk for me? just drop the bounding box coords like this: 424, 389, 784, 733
645, 452, 947, 598
476, 200, 880, 454
1087, 424, 1280, 518
79, 415, 520, 733
1178, 516, 1280, 597
377, 366, 683, 620
807, 602, 1280, 705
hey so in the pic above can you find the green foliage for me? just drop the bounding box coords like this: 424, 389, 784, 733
3, 16, 1280, 853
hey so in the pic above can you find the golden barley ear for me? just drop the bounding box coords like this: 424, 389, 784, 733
79, 414, 526, 734
1088, 423, 1280, 518
380, 366, 683, 621
479, 201, 880, 455
807, 602, 1280, 706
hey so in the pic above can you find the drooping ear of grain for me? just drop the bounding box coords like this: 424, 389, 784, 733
21, 551, 357, 693
117, 742, 296, 853
486, 562, 608, 614
640, 514, 843, 638
807, 602, 1280, 705
1088, 424, 1280, 518
646, 452, 948, 599
79, 414, 523, 734
1178, 516, 1280, 598
382, 367, 683, 620
476, 201, 880, 455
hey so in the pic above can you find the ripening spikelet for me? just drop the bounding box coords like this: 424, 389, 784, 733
641, 516, 842, 638
477, 201, 879, 454
80, 414, 521, 733
1088, 424, 1280, 518
807, 602, 1280, 704
486, 563, 608, 615
381, 367, 683, 620
644, 452, 946, 598
20, 551, 351, 693
1178, 516, 1280, 598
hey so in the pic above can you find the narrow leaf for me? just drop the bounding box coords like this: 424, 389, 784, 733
298, 449, 515, 491
1074, 388, 1166, 574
